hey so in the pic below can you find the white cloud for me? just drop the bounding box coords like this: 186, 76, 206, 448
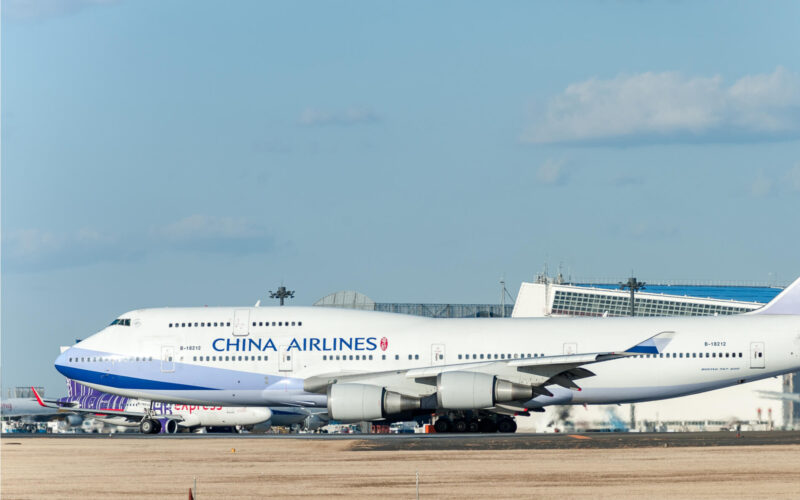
156, 215, 273, 253
2, 0, 118, 21
536, 159, 568, 185
298, 107, 380, 127
4, 216, 274, 272
524, 67, 800, 145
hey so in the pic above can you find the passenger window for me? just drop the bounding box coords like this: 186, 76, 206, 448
408, 354, 412, 360
214, 322, 218, 327
272, 322, 276, 326
355, 355, 360, 360
279, 322, 283, 326
382, 355, 386, 360
291, 322, 296, 326
458, 354, 462, 360
258, 356, 262, 361
298, 322, 302, 326
225, 356, 229, 361
323, 355, 327, 360
238, 356, 242, 361
369, 355, 373, 360
252, 322, 256, 327
169, 323, 173, 328
395, 355, 399, 360
259, 322, 263, 326
206, 356, 210, 361
336, 355, 340, 360
227, 322, 231, 326
414, 354, 419, 360
193, 356, 196, 361
480, 354, 484, 360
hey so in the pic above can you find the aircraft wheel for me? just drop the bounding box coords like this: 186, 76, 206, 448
467, 419, 480, 433
497, 418, 516, 433
433, 418, 451, 433
478, 419, 497, 433
452, 419, 468, 433
140, 419, 156, 434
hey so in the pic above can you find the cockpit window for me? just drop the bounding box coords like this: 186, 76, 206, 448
110, 318, 131, 326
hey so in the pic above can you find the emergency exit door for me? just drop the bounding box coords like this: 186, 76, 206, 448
161, 345, 175, 373
279, 345, 293, 372
431, 344, 445, 365
750, 342, 765, 369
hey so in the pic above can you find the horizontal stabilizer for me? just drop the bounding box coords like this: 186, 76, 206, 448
625, 331, 675, 354
749, 276, 800, 315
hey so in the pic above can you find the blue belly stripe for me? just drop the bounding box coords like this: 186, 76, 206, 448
55, 365, 215, 391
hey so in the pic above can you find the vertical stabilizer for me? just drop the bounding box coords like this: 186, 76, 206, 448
750, 276, 800, 315
65, 378, 104, 399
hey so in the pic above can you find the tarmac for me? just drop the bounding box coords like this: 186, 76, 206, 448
6, 429, 800, 449
3, 432, 800, 498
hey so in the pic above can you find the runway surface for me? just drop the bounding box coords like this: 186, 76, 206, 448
4, 433, 800, 498
7, 430, 800, 450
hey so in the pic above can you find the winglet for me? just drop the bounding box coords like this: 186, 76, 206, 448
625, 331, 675, 354
749, 276, 800, 315
31, 386, 46, 408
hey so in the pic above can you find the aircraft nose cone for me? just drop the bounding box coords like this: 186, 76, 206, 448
54, 348, 72, 377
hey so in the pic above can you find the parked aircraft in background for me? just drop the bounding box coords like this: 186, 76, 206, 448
33, 381, 272, 434
1, 395, 83, 430
55, 276, 800, 433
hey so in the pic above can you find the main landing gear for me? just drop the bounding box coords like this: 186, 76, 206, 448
433, 414, 517, 434
139, 418, 162, 434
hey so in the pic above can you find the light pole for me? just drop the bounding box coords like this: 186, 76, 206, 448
269, 286, 295, 306
619, 277, 646, 316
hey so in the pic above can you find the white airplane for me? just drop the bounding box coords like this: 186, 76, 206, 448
54, 276, 800, 433
32, 381, 272, 434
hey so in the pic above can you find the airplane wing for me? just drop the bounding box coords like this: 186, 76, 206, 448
304, 331, 675, 411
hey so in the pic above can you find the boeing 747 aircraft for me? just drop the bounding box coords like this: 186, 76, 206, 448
54, 276, 800, 433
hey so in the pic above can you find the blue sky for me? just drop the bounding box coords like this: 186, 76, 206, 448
2, 0, 799, 394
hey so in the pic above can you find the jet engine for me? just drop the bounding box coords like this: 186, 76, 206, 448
327, 383, 420, 422
436, 371, 533, 410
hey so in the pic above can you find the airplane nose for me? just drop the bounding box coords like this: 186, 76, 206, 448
54, 347, 72, 377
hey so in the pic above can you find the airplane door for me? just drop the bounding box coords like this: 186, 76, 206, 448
750, 342, 765, 369
563, 343, 578, 355
431, 344, 445, 366
161, 346, 175, 373
233, 309, 250, 336
279, 345, 293, 372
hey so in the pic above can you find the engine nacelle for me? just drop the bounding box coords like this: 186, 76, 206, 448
436, 371, 533, 410
159, 418, 179, 434
327, 383, 420, 422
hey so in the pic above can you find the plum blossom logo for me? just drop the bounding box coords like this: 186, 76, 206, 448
380, 337, 388, 351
